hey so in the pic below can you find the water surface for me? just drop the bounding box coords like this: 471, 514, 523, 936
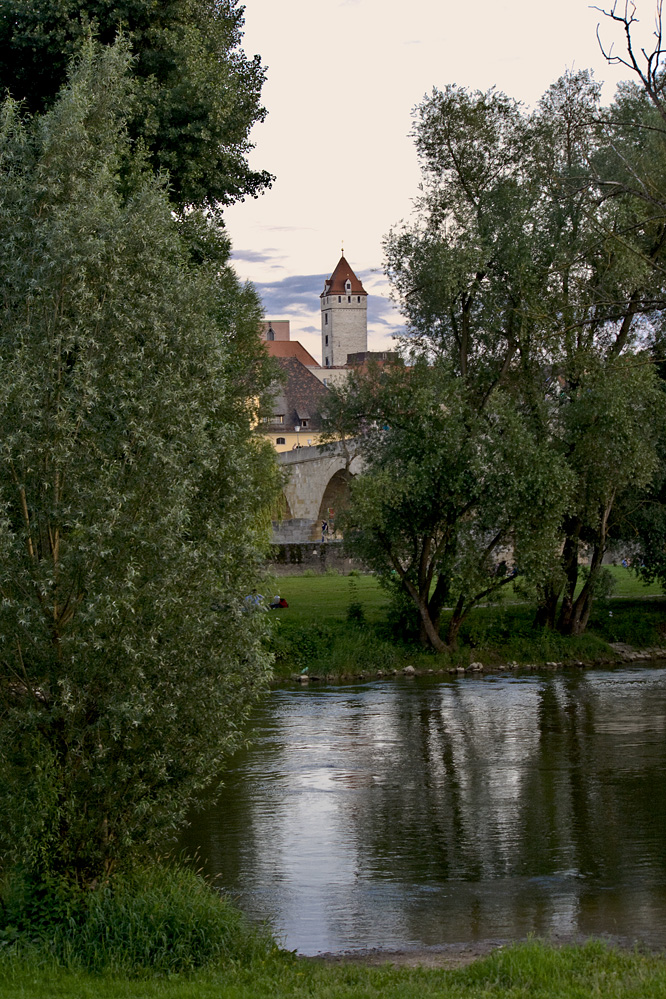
182, 667, 666, 955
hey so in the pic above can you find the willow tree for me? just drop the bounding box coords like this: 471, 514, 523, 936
385, 73, 665, 635
0, 43, 279, 882
327, 359, 570, 651
0, 0, 272, 209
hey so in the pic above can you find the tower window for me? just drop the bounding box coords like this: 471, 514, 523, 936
345, 279, 351, 293
325, 313, 328, 325
325, 357, 330, 366
325, 335, 328, 345
267, 326, 275, 341
338, 296, 341, 303
348, 296, 351, 302
357, 296, 361, 303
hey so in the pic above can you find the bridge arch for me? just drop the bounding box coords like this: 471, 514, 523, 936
318, 468, 354, 535
272, 442, 363, 542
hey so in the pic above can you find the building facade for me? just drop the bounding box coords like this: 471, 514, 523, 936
320, 253, 368, 368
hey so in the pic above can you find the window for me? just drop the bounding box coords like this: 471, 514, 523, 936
301, 419, 309, 428
325, 334, 328, 345
338, 296, 341, 303
325, 357, 330, 367
348, 296, 351, 303
357, 296, 361, 303
266, 326, 275, 341
345, 279, 351, 293
324, 313, 328, 325
274, 415, 284, 423
276, 437, 285, 445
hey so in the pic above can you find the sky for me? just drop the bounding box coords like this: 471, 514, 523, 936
225, 0, 654, 363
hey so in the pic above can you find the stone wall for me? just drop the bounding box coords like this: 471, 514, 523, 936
268, 540, 365, 576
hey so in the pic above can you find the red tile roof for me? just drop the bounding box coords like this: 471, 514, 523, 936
321, 254, 367, 297
265, 340, 319, 366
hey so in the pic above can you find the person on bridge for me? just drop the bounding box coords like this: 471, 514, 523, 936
321, 520, 329, 543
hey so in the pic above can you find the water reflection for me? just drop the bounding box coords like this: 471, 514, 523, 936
181, 667, 666, 955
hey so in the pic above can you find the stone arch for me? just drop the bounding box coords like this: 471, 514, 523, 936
317, 468, 354, 535
271, 491, 293, 522
280, 492, 293, 520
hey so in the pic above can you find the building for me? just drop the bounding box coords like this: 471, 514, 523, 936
320, 253, 368, 368
259, 252, 373, 452
261, 355, 330, 453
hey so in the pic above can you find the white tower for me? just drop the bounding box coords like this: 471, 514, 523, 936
320, 252, 367, 367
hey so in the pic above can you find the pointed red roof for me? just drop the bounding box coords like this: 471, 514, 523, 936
321, 254, 367, 297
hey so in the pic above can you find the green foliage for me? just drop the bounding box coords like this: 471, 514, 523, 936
345, 578, 366, 624
0, 864, 276, 975
265, 570, 663, 679
0, 44, 279, 881
329, 359, 571, 650
271, 623, 334, 671
380, 70, 666, 639
0, 0, 272, 209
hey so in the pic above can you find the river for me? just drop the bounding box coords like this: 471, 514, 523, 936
181, 666, 666, 956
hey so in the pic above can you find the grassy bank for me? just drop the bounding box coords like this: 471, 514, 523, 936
264, 567, 666, 679
2, 939, 666, 997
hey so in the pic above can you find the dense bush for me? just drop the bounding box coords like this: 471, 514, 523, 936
0, 864, 276, 975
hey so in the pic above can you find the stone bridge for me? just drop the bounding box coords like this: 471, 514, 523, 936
273, 441, 363, 542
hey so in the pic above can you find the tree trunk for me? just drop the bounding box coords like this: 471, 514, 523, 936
557, 520, 582, 634
534, 578, 561, 629
416, 598, 446, 651
403, 578, 447, 652
446, 595, 466, 649
559, 498, 613, 636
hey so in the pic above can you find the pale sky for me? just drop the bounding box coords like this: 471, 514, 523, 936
225, 0, 652, 362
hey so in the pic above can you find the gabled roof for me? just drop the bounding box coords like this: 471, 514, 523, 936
264, 356, 330, 432
265, 340, 319, 366
321, 254, 367, 297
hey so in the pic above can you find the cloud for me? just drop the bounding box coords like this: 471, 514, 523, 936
253, 270, 405, 353
232, 247, 285, 266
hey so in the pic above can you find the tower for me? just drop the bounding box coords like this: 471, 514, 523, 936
320, 252, 367, 367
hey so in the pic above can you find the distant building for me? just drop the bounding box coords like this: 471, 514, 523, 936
320, 253, 368, 368
260, 252, 377, 451
260, 319, 291, 342
261, 356, 330, 453
259, 316, 326, 451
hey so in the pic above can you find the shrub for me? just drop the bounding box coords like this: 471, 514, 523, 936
0, 864, 276, 975
346, 578, 366, 625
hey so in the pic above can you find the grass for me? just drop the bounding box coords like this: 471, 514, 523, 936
2, 939, 666, 997
263, 567, 666, 679
0, 865, 277, 978
265, 565, 663, 624
266, 571, 389, 627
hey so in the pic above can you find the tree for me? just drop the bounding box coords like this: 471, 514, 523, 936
0, 0, 272, 208
385, 74, 666, 635
327, 360, 570, 651
0, 42, 279, 882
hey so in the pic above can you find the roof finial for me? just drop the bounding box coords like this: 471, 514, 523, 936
341, 241, 344, 256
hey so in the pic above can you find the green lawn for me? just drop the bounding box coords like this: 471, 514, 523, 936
265, 572, 388, 627
3, 940, 666, 998
264, 567, 666, 678
264, 566, 663, 628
